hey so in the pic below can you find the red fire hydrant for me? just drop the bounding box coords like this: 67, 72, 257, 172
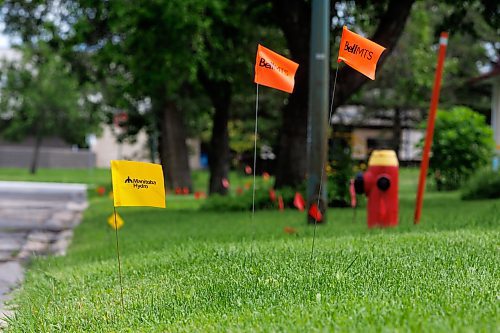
354, 150, 399, 228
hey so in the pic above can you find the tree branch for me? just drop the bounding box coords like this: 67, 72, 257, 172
334, 0, 416, 109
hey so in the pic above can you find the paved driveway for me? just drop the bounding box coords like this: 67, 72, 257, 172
0, 181, 87, 327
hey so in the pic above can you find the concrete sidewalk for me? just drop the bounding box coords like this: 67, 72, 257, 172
0, 181, 87, 328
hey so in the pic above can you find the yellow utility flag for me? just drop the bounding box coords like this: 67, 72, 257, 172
108, 213, 124, 230
111, 160, 166, 208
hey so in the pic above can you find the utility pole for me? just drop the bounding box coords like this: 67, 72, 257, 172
306, 0, 330, 223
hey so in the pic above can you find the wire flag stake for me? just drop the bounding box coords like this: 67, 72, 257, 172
310, 66, 339, 263
113, 206, 125, 309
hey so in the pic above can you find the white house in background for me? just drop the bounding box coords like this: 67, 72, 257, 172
331, 105, 425, 162
89, 124, 202, 169
88, 125, 150, 167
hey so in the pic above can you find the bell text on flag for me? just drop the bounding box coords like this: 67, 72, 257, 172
337, 26, 385, 80
254, 44, 299, 93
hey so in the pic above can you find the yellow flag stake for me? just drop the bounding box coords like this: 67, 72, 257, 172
109, 160, 166, 309
113, 206, 125, 309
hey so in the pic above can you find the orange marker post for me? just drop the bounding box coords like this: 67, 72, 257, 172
414, 32, 449, 224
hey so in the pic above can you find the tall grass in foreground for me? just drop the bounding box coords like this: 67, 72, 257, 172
3, 168, 499, 332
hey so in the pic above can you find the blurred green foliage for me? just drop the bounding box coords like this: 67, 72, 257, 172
461, 168, 500, 200
420, 106, 494, 190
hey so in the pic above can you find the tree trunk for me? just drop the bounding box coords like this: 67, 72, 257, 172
273, 0, 311, 189
274, 59, 310, 188
30, 133, 43, 174
201, 77, 232, 195
158, 102, 192, 191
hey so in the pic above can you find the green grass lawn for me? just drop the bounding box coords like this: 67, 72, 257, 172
1, 168, 499, 332
0, 167, 257, 194
0, 168, 112, 186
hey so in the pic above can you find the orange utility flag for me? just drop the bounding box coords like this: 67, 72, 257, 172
254, 44, 299, 93
111, 160, 166, 208
338, 26, 385, 80
278, 195, 285, 211
293, 192, 305, 211
349, 179, 357, 208
308, 203, 323, 222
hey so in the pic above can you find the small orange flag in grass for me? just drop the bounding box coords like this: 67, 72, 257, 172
269, 188, 276, 202
194, 191, 206, 199
254, 44, 299, 93
96, 186, 106, 196
308, 203, 323, 222
349, 179, 357, 208
278, 195, 285, 211
338, 26, 386, 80
262, 172, 271, 182
293, 192, 305, 211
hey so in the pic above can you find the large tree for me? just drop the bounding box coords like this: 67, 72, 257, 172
268, 0, 416, 188
0, 47, 101, 173
254, 0, 497, 189
353, 0, 498, 156
1, 0, 207, 190
197, 1, 259, 195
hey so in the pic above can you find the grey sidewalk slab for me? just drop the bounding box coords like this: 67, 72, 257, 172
0, 238, 24, 252
0, 262, 24, 295
0, 261, 24, 328
0, 181, 87, 329
0, 181, 87, 202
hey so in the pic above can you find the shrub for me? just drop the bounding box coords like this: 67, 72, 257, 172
461, 168, 500, 200
201, 186, 303, 212
328, 132, 354, 207
419, 106, 494, 190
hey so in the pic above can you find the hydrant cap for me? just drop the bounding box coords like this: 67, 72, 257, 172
368, 150, 399, 167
